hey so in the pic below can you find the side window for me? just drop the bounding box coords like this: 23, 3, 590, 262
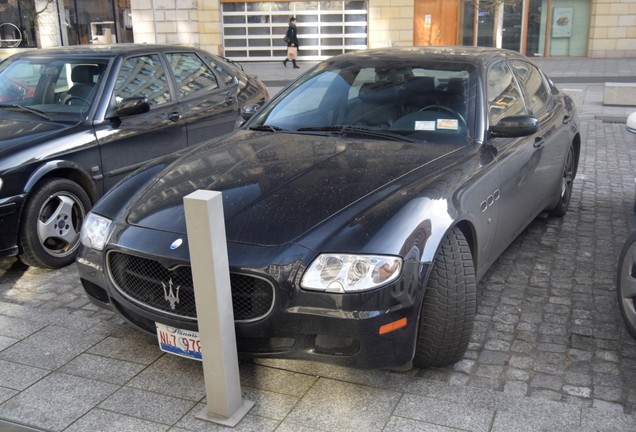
114, 55, 171, 106
209, 59, 236, 86
166, 53, 219, 98
487, 60, 526, 125
510, 60, 553, 116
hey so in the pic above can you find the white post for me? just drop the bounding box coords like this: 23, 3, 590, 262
183, 190, 254, 427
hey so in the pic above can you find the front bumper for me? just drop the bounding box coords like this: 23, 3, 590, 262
0, 194, 26, 257
77, 227, 429, 369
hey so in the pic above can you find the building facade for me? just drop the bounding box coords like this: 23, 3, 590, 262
0, 0, 635, 58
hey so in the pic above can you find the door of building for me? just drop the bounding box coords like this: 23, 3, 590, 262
413, 0, 459, 46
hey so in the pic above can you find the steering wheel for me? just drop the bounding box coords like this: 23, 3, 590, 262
419, 105, 465, 125
64, 96, 90, 106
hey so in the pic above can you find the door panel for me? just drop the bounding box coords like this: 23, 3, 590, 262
166, 52, 238, 146
414, 0, 459, 46
487, 60, 544, 256
96, 54, 187, 190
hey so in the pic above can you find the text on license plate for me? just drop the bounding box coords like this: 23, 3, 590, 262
156, 322, 202, 361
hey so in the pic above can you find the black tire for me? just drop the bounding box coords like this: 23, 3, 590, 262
549, 143, 575, 217
413, 227, 476, 368
18, 178, 91, 269
617, 231, 636, 340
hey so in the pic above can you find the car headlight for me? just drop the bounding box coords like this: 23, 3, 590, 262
0, 177, 3, 192
80, 212, 112, 251
301, 254, 403, 293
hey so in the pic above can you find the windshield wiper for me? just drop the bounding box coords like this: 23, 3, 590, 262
297, 125, 415, 142
0, 104, 53, 121
249, 124, 284, 132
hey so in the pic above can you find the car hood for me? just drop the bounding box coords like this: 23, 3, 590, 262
0, 116, 72, 158
126, 130, 463, 245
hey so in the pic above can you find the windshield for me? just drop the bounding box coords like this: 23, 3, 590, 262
250, 59, 478, 143
0, 57, 108, 119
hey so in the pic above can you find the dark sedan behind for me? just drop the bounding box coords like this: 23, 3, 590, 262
0, 44, 268, 268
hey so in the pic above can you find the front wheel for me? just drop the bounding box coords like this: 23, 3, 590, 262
19, 178, 91, 269
413, 227, 476, 368
617, 231, 636, 340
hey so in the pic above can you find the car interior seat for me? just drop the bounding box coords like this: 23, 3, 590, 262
343, 68, 410, 128
402, 76, 442, 112
445, 77, 467, 117
64, 65, 99, 104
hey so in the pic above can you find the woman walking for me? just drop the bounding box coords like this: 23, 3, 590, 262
283, 17, 299, 68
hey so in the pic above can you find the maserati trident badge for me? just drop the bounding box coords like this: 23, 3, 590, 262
162, 278, 180, 310
170, 238, 183, 250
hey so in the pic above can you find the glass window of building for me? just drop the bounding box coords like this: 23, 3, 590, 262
454, 0, 590, 58
0, 0, 37, 47
221, 0, 368, 61
58, 0, 133, 46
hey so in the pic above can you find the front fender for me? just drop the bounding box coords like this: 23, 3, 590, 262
24, 159, 97, 198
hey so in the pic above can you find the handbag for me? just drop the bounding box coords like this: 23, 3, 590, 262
283, 36, 291, 44
287, 46, 298, 59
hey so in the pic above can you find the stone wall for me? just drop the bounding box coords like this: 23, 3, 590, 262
130, 0, 207, 49
368, 0, 414, 48
36, 0, 61, 48
588, 0, 636, 58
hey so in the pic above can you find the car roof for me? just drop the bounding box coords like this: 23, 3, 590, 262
329, 46, 530, 68
8, 44, 207, 59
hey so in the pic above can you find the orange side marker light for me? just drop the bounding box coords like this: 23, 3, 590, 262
379, 317, 407, 335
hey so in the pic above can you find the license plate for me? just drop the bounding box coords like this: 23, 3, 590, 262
156, 323, 202, 361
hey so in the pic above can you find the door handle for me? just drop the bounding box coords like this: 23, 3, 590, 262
168, 112, 182, 122
225, 95, 236, 105
533, 137, 545, 148
563, 115, 571, 124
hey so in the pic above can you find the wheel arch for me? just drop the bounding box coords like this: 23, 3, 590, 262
453, 219, 478, 269
24, 160, 100, 204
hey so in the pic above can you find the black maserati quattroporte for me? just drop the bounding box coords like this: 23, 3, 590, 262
77, 47, 580, 369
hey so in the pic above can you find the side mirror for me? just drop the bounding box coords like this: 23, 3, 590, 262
490, 115, 539, 138
627, 111, 636, 134
240, 104, 260, 121
114, 97, 150, 118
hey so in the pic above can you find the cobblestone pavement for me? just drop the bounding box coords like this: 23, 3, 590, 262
419, 117, 636, 414
1, 81, 636, 430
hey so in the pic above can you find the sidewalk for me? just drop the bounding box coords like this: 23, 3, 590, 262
1, 55, 636, 432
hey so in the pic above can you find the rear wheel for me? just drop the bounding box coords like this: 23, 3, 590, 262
549, 143, 574, 217
413, 227, 476, 368
617, 231, 636, 340
19, 178, 91, 269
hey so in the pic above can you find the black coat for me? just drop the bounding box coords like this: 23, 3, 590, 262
285, 24, 299, 48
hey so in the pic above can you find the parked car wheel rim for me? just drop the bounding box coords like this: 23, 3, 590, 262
560, 146, 574, 204
37, 191, 85, 256
618, 232, 636, 339
549, 143, 575, 217
19, 178, 91, 269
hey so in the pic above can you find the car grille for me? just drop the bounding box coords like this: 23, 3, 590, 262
107, 252, 274, 322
